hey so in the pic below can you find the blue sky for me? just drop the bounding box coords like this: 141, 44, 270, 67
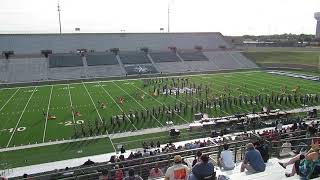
0, 0, 319, 35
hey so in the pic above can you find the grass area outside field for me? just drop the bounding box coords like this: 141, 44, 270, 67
242, 51, 320, 67
0, 138, 114, 169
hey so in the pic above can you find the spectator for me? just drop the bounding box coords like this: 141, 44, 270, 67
120, 146, 126, 154
124, 169, 143, 180
115, 165, 124, 180
240, 143, 266, 173
219, 144, 235, 170
83, 159, 95, 166
149, 166, 163, 178
276, 121, 283, 130
254, 141, 269, 163
157, 141, 161, 148
278, 148, 319, 178
164, 155, 190, 180
192, 151, 202, 167
280, 141, 292, 155
109, 156, 116, 163
119, 155, 125, 161
99, 169, 109, 180
189, 154, 215, 180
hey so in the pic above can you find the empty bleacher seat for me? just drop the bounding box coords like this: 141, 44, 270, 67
124, 64, 158, 75
119, 52, 151, 64
49, 53, 83, 68
179, 51, 209, 61
86, 52, 118, 66
150, 52, 180, 62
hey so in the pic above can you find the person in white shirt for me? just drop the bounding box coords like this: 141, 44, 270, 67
164, 155, 190, 180
219, 144, 235, 170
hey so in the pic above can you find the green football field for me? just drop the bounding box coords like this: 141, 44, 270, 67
0, 70, 319, 168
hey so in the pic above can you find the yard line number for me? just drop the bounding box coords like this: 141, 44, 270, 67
1, 127, 26, 133
63, 120, 84, 126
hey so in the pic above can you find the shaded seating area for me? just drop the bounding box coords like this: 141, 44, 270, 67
178, 51, 209, 61
49, 53, 83, 68
124, 64, 158, 75
119, 51, 151, 64
150, 51, 181, 62
86, 52, 118, 66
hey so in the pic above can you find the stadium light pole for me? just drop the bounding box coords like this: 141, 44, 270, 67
58, 1, 62, 34
167, 2, 170, 33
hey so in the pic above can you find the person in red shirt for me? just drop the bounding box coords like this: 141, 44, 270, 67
115, 165, 124, 180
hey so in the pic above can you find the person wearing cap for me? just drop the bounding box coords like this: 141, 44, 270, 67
164, 155, 190, 180
240, 143, 266, 173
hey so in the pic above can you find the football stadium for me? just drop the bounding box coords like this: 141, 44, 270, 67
1, 1, 320, 180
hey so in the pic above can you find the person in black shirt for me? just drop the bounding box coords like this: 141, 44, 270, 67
254, 141, 269, 163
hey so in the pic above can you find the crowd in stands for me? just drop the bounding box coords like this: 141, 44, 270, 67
11, 119, 320, 180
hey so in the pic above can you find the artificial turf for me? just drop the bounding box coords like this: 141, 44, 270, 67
0, 70, 319, 168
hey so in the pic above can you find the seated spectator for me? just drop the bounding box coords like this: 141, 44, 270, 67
164, 155, 190, 180
192, 151, 202, 167
99, 169, 109, 180
219, 144, 235, 170
278, 148, 319, 178
109, 156, 116, 163
124, 168, 143, 180
240, 143, 266, 173
83, 159, 95, 166
115, 165, 124, 180
280, 141, 292, 155
128, 152, 134, 160
119, 155, 125, 161
149, 166, 163, 178
189, 154, 215, 180
254, 141, 269, 163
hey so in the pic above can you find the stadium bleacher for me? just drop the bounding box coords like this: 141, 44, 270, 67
85, 52, 118, 66
11, 125, 319, 180
49, 53, 83, 68
0, 33, 260, 83
203, 51, 247, 70
156, 62, 191, 73
49, 67, 85, 80
86, 65, 123, 78
149, 51, 181, 62
124, 64, 158, 75
178, 51, 209, 61
119, 51, 151, 64
6, 58, 48, 82
0, 33, 230, 54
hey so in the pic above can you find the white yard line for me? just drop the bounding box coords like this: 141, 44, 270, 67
67, 84, 76, 123
98, 82, 138, 131
108, 138, 117, 153
81, 82, 104, 124
0, 88, 20, 112
0, 105, 319, 152
6, 87, 37, 148
42, 85, 53, 143
112, 81, 164, 127
0, 70, 262, 90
